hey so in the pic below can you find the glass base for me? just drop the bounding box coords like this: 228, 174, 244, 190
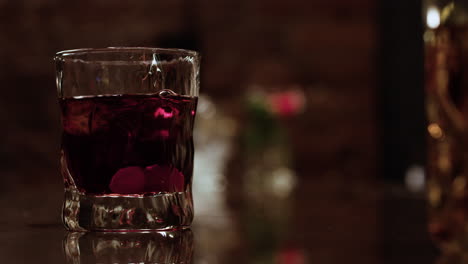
62, 187, 194, 231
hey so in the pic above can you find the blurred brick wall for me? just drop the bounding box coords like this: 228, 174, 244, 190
197, 0, 378, 176
1, 0, 377, 176
0, 0, 185, 184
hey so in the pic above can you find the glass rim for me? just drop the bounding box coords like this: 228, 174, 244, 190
55, 47, 200, 59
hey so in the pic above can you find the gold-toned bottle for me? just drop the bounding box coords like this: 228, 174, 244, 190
425, 0, 468, 253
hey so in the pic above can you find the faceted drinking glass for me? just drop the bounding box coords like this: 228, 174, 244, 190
55, 47, 200, 231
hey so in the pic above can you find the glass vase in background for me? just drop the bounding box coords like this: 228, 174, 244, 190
424, 0, 468, 252
55, 48, 200, 231
237, 85, 305, 263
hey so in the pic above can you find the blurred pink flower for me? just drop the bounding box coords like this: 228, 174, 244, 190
268, 88, 305, 117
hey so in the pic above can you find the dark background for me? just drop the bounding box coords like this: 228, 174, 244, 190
0, 0, 438, 263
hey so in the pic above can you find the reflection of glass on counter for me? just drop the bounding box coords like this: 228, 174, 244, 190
63, 230, 193, 264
